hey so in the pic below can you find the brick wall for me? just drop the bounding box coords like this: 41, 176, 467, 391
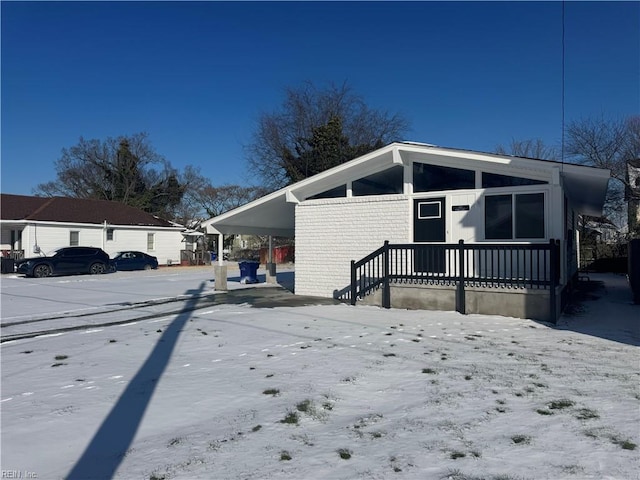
295, 195, 410, 298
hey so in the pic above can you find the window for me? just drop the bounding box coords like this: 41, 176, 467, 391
485, 193, 545, 240
485, 195, 512, 240
147, 233, 155, 251
515, 193, 545, 238
70, 231, 79, 246
482, 172, 547, 188
308, 184, 346, 200
106, 228, 114, 241
414, 163, 475, 192
352, 166, 404, 196
417, 201, 441, 219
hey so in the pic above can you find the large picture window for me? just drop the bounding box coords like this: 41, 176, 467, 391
485, 193, 545, 240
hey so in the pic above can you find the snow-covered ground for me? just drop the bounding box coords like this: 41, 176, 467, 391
1, 271, 638, 480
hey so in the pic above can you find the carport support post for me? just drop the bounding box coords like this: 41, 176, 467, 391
214, 233, 227, 291
266, 235, 277, 284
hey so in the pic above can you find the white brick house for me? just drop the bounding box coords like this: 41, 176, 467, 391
203, 142, 610, 321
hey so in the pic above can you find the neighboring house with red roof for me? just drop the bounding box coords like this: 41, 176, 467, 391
0, 194, 187, 265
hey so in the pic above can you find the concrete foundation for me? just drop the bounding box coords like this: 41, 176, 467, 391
362, 283, 559, 323
214, 265, 228, 291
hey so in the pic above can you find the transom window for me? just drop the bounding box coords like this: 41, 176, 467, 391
308, 184, 346, 200
482, 172, 547, 188
352, 166, 404, 196
414, 163, 475, 192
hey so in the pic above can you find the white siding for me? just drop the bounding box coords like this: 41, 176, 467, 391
295, 195, 410, 298
15, 222, 183, 265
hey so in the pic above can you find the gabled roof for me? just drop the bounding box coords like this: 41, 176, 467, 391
0, 194, 180, 228
203, 142, 611, 236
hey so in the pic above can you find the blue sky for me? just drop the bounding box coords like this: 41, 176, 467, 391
2, 1, 638, 196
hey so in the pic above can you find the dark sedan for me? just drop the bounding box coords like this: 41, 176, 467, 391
16, 247, 110, 278
110, 251, 158, 271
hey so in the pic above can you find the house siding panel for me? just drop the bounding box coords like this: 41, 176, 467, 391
295, 196, 410, 298
13, 223, 183, 265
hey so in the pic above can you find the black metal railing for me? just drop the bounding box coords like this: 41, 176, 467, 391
350, 239, 560, 317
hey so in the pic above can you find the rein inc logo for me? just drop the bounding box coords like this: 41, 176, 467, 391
1, 472, 37, 479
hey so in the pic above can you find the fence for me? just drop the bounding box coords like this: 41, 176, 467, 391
350, 240, 560, 316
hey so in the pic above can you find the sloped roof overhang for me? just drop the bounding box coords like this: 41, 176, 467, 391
203, 143, 611, 236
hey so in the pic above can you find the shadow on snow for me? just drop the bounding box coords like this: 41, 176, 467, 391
66, 282, 207, 480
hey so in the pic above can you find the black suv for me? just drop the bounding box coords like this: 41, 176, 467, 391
16, 247, 110, 278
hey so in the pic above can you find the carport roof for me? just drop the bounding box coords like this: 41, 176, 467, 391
202, 142, 611, 236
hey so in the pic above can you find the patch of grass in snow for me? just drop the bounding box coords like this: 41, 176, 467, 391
450, 451, 466, 459
548, 399, 575, 410
610, 436, 637, 450
168, 437, 183, 446
296, 399, 312, 413
383, 353, 397, 357
536, 408, 554, 416
280, 450, 292, 461
422, 368, 437, 374
322, 401, 333, 411
109, 339, 117, 343
51, 362, 66, 367
263, 388, 280, 396
511, 434, 531, 445
149, 473, 166, 480
21, 350, 33, 354
464, 375, 473, 381
574, 408, 599, 420
337, 448, 352, 460
55, 355, 68, 360
251, 425, 262, 432
280, 411, 299, 425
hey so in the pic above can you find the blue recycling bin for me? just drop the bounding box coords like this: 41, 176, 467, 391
210, 252, 217, 264
238, 260, 259, 284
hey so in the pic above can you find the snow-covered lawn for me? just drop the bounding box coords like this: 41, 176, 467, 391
1, 273, 638, 480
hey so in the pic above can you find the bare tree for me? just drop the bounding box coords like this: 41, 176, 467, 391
495, 138, 558, 160
245, 81, 410, 190
565, 115, 640, 225
34, 133, 184, 219
565, 115, 640, 187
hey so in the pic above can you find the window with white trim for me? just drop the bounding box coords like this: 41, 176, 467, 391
106, 228, 114, 241
485, 193, 545, 240
147, 233, 155, 251
70, 231, 79, 246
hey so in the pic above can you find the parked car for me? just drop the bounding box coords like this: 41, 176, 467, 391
109, 251, 158, 271
15, 247, 110, 278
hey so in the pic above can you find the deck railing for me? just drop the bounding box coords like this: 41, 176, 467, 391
350, 240, 560, 317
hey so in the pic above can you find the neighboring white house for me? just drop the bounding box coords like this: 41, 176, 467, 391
203, 142, 610, 322
0, 194, 187, 265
